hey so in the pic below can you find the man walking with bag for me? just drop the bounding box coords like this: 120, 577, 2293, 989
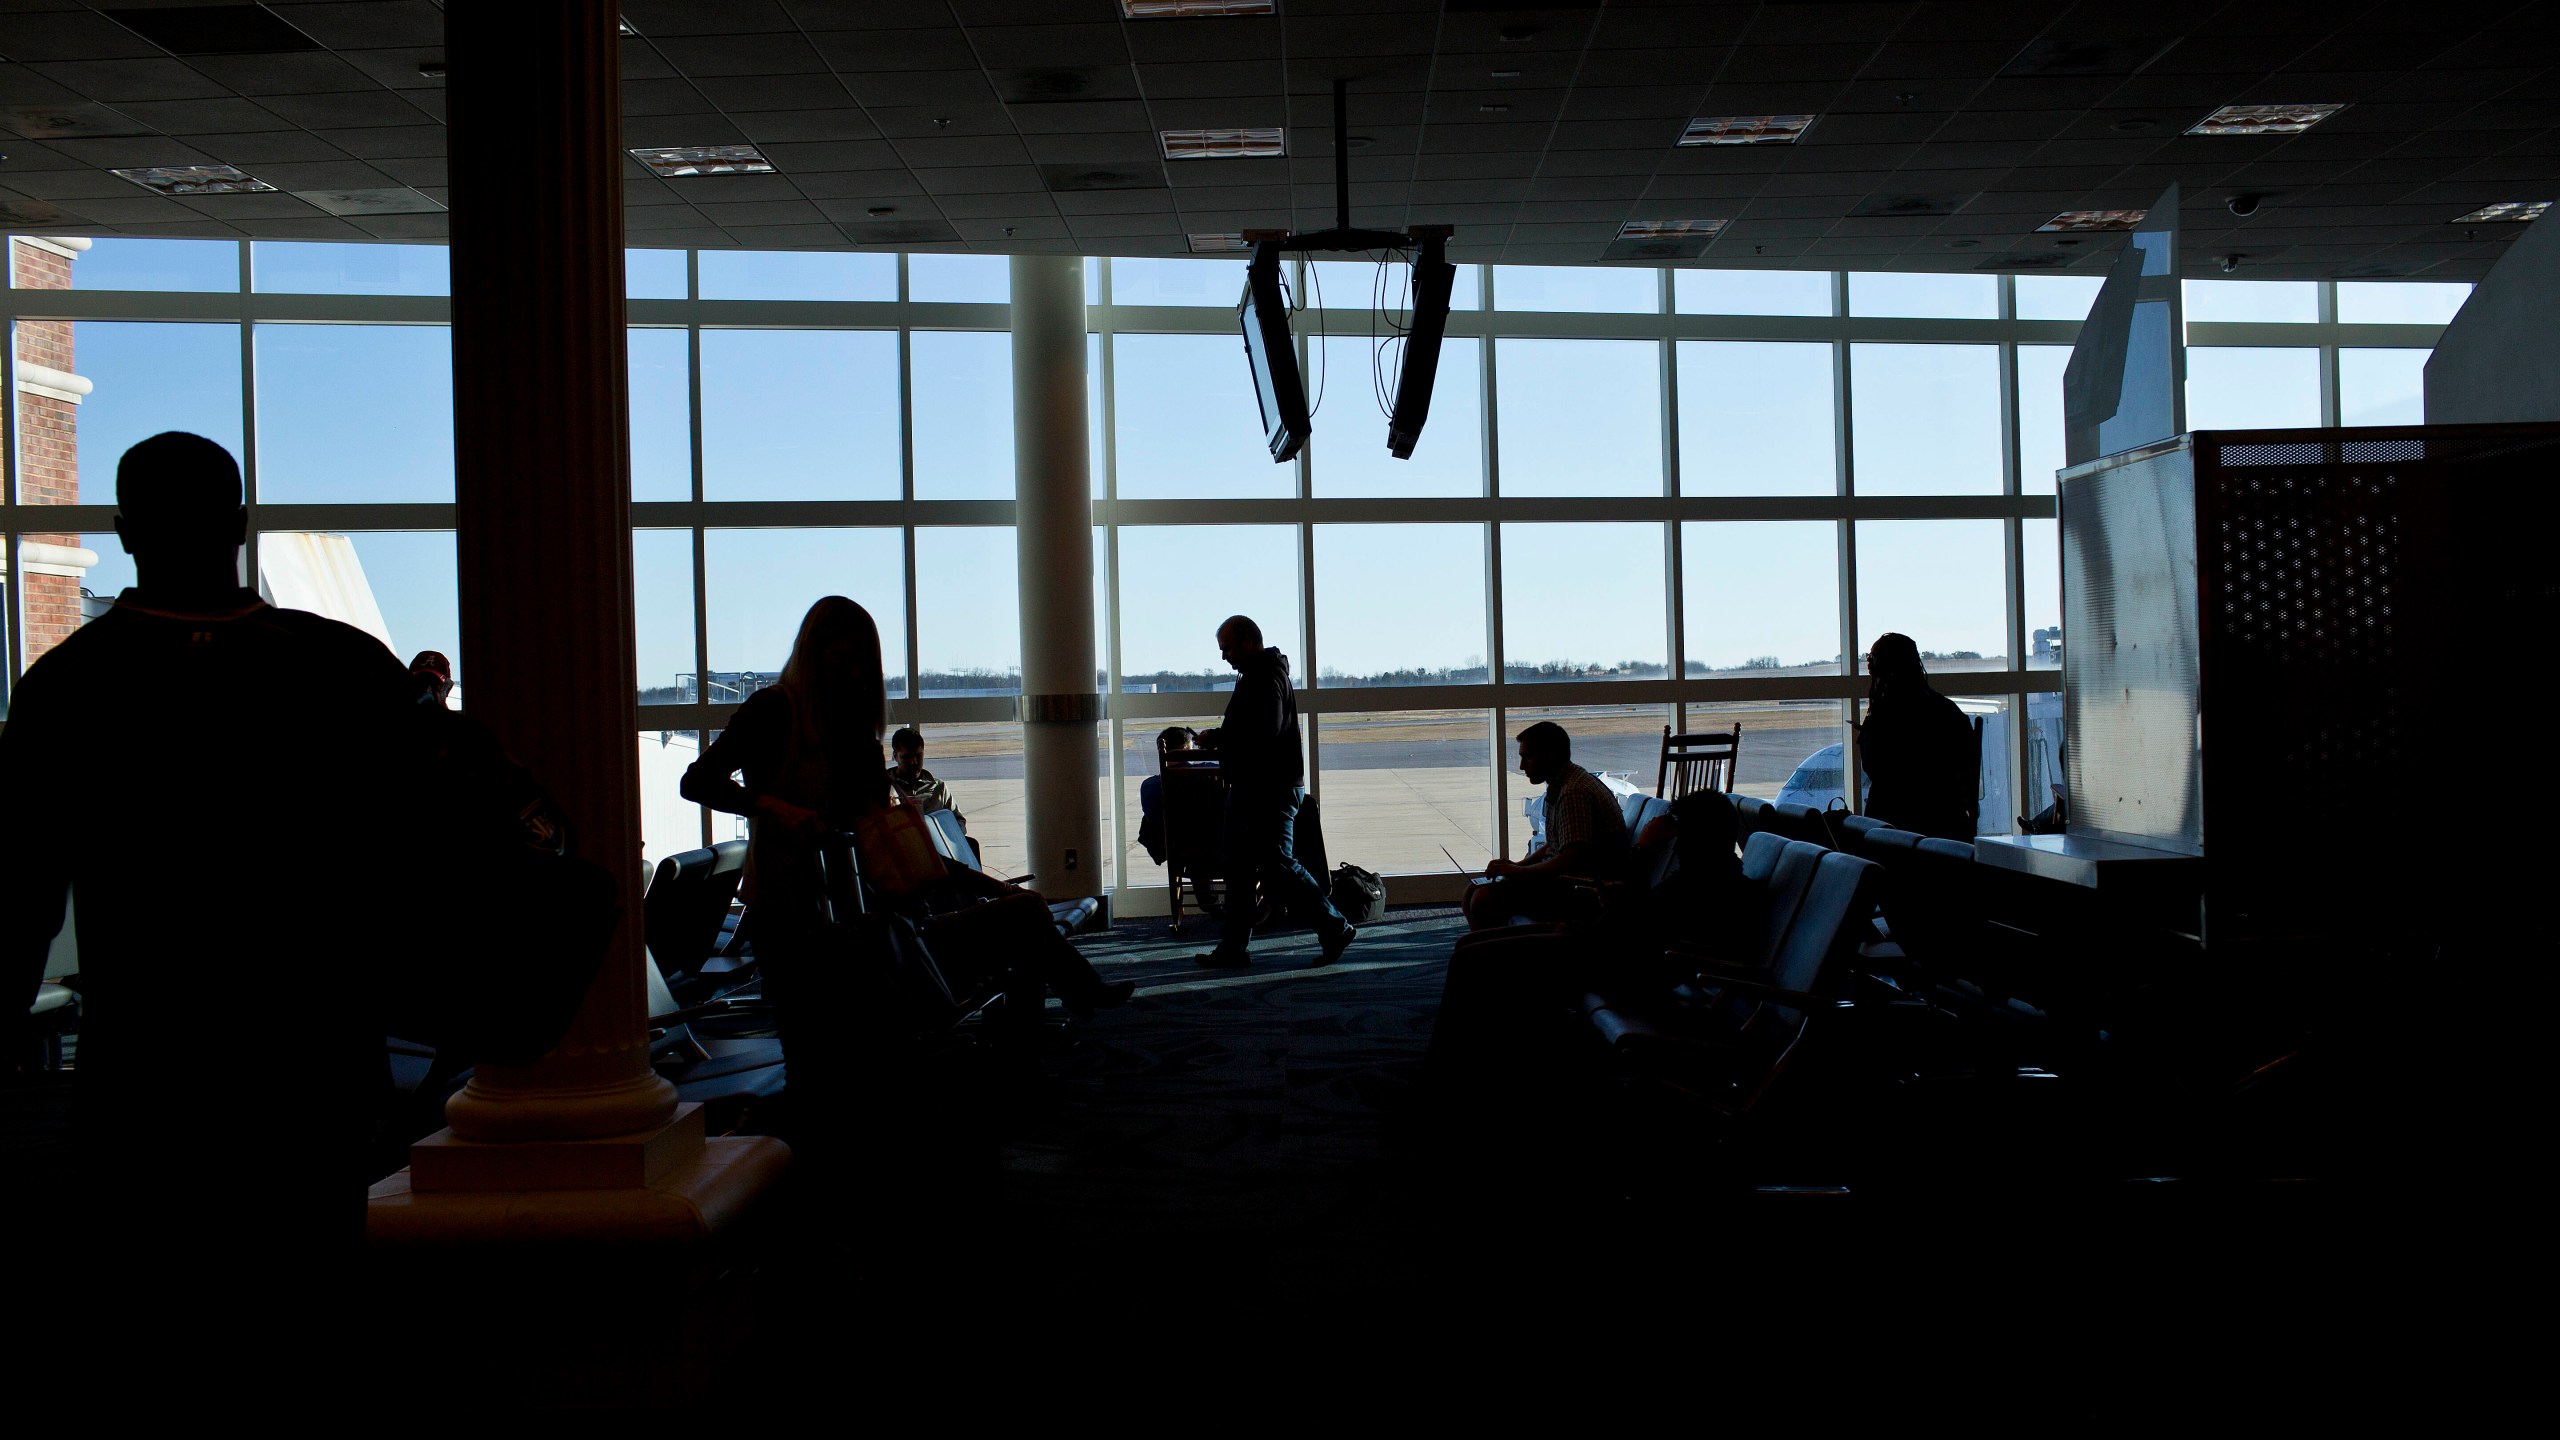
1194, 615, 1355, 970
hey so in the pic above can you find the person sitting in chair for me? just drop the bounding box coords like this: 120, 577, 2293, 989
886, 725, 964, 831
1137, 725, 1199, 864
1462, 720, 1631, 931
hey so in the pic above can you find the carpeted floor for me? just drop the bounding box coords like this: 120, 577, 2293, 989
980, 905, 1461, 1295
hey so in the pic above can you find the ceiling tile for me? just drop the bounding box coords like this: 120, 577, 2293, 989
655, 32, 832, 77
692, 73, 859, 113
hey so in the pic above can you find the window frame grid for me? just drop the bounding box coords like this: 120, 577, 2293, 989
1, 241, 2457, 881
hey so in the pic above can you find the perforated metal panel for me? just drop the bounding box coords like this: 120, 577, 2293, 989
2060, 422, 2560, 937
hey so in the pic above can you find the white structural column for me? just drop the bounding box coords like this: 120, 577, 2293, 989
1011, 255, 1102, 899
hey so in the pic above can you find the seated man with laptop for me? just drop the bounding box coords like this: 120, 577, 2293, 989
1461, 720, 1632, 930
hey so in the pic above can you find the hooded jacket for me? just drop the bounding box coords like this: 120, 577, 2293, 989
1218, 645, 1304, 791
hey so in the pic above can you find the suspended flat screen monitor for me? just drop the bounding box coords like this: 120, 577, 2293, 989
1387, 232, 1456, 459
1238, 241, 1309, 463
2064, 182, 2186, 468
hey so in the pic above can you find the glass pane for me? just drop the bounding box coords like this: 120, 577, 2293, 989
628, 327, 690, 502
14, 531, 133, 671
703, 527, 908, 697
1677, 340, 1833, 495
1119, 711, 1225, 889
626, 249, 687, 300
2016, 343, 2069, 495
252, 242, 448, 296
634, 527, 695, 704
1316, 709, 1494, 874
1849, 343, 2001, 496
909, 253, 1010, 304
2337, 281, 2469, 325
2186, 347, 2320, 430
903, 719, 1027, 876
1502, 703, 1669, 856
1688, 698, 1849, 805
1681, 521, 1838, 673
1675, 268, 1830, 316
1958, 695, 2012, 836
1309, 258, 1480, 311
1494, 338, 1662, 496
700, 329, 901, 501
911, 330, 1013, 500
2339, 348, 2427, 427
2024, 691, 2063, 827
1115, 524, 1298, 688
253, 324, 453, 502
2182, 280, 2316, 323
1312, 524, 1486, 687
16, 321, 243, 505
1111, 334, 1292, 499
1493, 264, 1656, 313
1085, 256, 1101, 306
916, 527, 1019, 697
639, 729, 705, 872
1499, 522, 1666, 681
1849, 272, 1995, 319
257, 530, 458, 682
2014, 274, 2103, 322
36, 237, 237, 292
1854, 519, 2008, 672
1087, 331, 1105, 492
2024, 518, 2058, 671
1308, 335, 1482, 497
1110, 257, 1241, 307
698, 250, 894, 301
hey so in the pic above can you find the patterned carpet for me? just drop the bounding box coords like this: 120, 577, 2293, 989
962, 905, 1464, 1301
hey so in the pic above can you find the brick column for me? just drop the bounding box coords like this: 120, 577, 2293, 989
12, 237, 86, 664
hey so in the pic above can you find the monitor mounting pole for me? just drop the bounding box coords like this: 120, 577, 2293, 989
1247, 76, 1424, 254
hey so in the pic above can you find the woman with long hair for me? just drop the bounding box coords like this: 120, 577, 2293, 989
683, 597, 1127, 1108
1854, 631, 1981, 841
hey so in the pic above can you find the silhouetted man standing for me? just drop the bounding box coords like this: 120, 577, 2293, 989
1, 433, 421, 1376
1195, 615, 1354, 969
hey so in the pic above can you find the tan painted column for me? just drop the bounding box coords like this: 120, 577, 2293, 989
1011, 255, 1102, 900
370, 0, 783, 1257
437, 0, 672, 1142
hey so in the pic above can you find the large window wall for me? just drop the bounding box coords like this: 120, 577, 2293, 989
2, 236, 2465, 897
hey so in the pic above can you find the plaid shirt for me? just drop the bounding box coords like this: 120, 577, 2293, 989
1542, 762, 1629, 864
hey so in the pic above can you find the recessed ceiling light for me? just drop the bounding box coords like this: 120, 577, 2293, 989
2187, 103, 2342, 136
1618, 219, 1727, 239
628, 144, 774, 177
1188, 232, 1249, 252
2451, 200, 2550, 223
2038, 208, 2148, 232
1490, 70, 1523, 79
294, 186, 444, 216
111, 164, 274, 196
1478, 104, 1510, 114
1160, 126, 1283, 159
1123, 0, 1274, 15
1679, 114, 1815, 146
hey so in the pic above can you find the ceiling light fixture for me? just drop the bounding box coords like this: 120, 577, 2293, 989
1122, 0, 1275, 15
1679, 114, 1815, 146
1478, 104, 1510, 114
628, 144, 774, 177
1618, 219, 1727, 240
2038, 208, 2147, 232
1160, 126, 1284, 159
1187, 232, 1249, 252
2451, 200, 2550, 224
111, 164, 274, 196
2187, 103, 2342, 136
1490, 70, 1522, 79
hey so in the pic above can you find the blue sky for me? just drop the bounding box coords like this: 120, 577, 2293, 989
37, 238, 2467, 691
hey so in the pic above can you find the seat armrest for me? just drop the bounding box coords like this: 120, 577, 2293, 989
1692, 974, 1839, 1009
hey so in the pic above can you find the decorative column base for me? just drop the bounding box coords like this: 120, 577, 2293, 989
365, 1119, 790, 1405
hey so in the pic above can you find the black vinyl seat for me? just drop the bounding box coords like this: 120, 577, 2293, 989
1585, 847, 1883, 1118
1728, 793, 1776, 844
1771, 800, 1832, 846
643, 840, 751, 1006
